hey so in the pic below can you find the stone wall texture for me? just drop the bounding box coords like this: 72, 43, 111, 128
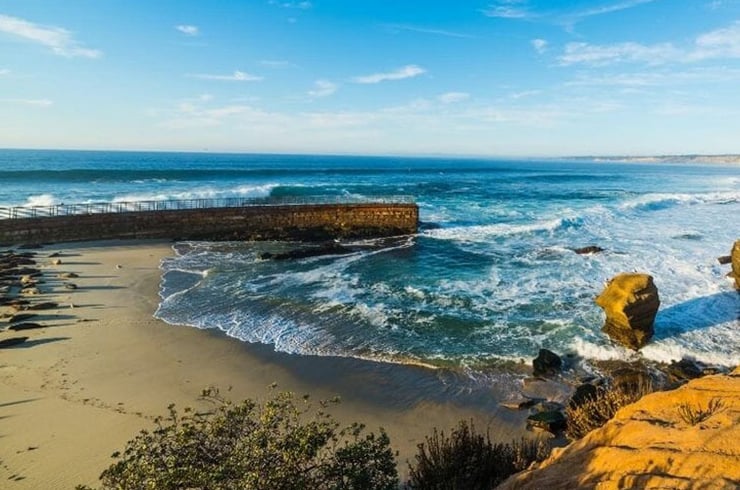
0, 203, 418, 245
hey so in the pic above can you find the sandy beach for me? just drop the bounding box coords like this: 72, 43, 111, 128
0, 239, 530, 488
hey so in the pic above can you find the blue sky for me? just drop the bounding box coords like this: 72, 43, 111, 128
1, 0, 739, 156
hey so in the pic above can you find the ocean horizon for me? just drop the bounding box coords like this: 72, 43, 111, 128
1, 149, 738, 378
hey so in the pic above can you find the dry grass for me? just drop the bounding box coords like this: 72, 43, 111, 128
677, 398, 726, 426
405, 420, 550, 490
565, 381, 654, 440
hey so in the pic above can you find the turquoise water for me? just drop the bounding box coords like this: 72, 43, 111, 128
1, 149, 738, 371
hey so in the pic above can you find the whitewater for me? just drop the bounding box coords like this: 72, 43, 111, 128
1, 149, 738, 372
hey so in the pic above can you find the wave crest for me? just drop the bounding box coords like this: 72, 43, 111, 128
424, 216, 583, 242
621, 191, 740, 212
112, 184, 278, 203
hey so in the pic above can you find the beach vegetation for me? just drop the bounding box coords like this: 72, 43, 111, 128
78, 387, 398, 490
405, 420, 550, 490
565, 380, 654, 440
677, 398, 726, 426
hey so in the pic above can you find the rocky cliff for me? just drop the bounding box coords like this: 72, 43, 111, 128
498, 368, 740, 489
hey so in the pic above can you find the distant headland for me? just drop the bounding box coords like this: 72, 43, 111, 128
569, 154, 740, 165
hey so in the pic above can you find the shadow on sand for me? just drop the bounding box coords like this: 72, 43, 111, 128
1, 337, 70, 349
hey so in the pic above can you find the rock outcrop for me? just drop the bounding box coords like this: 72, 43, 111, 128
532, 349, 562, 377
732, 239, 740, 290
572, 245, 605, 255
498, 368, 740, 490
595, 273, 660, 350
526, 410, 566, 434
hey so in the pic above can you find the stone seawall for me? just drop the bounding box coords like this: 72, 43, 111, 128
0, 203, 418, 245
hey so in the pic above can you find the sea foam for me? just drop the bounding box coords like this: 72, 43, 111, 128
112, 183, 278, 203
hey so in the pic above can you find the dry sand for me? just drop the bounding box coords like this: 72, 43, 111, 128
0, 240, 529, 488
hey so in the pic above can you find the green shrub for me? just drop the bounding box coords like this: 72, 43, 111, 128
78, 388, 398, 490
405, 420, 549, 490
565, 381, 653, 440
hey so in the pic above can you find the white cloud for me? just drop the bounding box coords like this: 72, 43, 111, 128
162, 98, 289, 129
0, 98, 53, 107
158, 91, 681, 155
510, 90, 542, 99
437, 92, 470, 104
0, 68, 9, 76
308, 80, 338, 97
352, 65, 426, 84
531, 38, 548, 53
560, 41, 680, 65
564, 0, 657, 22
175, 25, 199, 36
260, 60, 294, 68
559, 21, 740, 66
304, 112, 378, 129
567, 67, 740, 87
692, 21, 740, 60
482, 0, 657, 27
0, 14, 101, 58
189, 70, 263, 81
269, 1, 312, 9
481, 1, 531, 19
383, 23, 475, 39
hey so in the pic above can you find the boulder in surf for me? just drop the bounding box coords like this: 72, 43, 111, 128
595, 273, 660, 350
532, 348, 562, 377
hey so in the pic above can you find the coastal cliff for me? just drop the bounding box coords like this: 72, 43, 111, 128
498, 367, 740, 489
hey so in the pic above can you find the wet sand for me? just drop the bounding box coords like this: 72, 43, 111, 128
0, 239, 530, 488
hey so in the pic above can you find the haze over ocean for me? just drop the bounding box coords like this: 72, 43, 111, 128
2, 149, 738, 378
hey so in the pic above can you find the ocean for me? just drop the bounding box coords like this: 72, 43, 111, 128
1, 149, 738, 376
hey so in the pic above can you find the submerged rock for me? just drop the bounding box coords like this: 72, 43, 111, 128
717, 255, 732, 265
595, 273, 660, 350
532, 349, 563, 377
260, 241, 352, 261
572, 245, 605, 255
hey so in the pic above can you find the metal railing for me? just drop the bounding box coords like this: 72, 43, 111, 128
0, 195, 415, 220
